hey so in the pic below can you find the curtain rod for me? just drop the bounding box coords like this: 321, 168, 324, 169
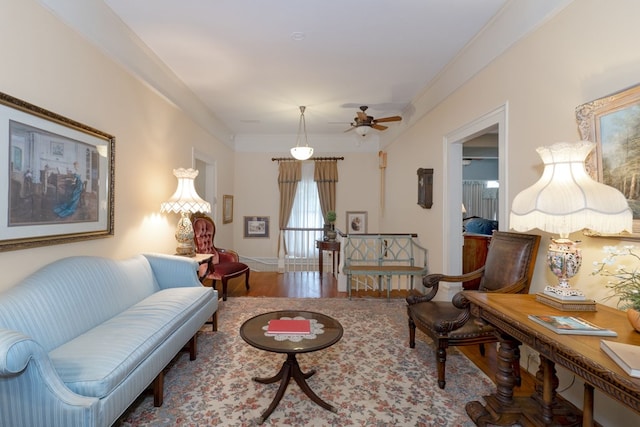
271, 156, 344, 162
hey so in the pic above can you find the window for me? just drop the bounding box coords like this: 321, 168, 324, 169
286, 162, 322, 257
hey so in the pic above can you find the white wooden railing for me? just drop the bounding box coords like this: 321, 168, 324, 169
278, 227, 339, 273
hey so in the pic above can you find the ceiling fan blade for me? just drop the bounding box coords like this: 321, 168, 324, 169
357, 111, 368, 121
372, 124, 388, 131
344, 126, 355, 133
373, 115, 402, 123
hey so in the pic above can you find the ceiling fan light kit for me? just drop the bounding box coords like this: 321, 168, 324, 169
345, 105, 402, 136
290, 106, 314, 160
355, 126, 371, 137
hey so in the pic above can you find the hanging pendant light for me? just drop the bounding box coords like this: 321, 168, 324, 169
290, 106, 314, 160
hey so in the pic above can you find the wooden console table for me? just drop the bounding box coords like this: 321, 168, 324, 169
461, 292, 640, 427
316, 240, 340, 276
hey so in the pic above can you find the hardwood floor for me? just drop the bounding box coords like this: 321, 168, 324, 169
220, 271, 536, 396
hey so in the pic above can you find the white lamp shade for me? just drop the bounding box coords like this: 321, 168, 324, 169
290, 145, 314, 160
160, 168, 211, 214
355, 126, 370, 137
510, 141, 632, 235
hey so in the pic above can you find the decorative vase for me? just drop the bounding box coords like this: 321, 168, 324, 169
627, 308, 640, 333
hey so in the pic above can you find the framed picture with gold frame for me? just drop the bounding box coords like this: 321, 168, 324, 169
222, 194, 233, 224
0, 91, 115, 252
576, 84, 640, 238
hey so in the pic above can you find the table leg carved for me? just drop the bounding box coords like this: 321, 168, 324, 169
466, 333, 582, 426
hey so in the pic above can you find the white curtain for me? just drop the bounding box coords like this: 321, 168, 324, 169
286, 162, 323, 257
463, 180, 498, 220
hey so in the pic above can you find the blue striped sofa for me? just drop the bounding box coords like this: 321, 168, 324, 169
0, 253, 218, 427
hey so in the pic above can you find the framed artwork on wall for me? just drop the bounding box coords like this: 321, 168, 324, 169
576, 84, 640, 238
222, 195, 233, 224
346, 211, 367, 234
0, 91, 115, 252
244, 216, 269, 238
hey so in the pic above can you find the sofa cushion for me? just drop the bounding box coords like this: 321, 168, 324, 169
48, 287, 211, 398
0, 255, 160, 353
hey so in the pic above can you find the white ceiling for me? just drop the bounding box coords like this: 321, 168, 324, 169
40, 0, 573, 150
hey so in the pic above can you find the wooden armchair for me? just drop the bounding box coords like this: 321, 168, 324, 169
406, 231, 540, 389
191, 212, 250, 301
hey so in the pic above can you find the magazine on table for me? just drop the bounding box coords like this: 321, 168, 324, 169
528, 315, 617, 337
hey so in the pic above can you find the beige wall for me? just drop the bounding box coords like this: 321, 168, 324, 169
381, 1, 640, 423
0, 0, 235, 290
232, 151, 380, 257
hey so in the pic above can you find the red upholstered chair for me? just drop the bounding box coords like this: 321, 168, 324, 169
191, 212, 250, 301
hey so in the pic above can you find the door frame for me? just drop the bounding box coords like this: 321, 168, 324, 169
443, 103, 508, 277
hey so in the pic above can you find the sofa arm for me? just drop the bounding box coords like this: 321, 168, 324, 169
1, 329, 100, 427
143, 253, 202, 289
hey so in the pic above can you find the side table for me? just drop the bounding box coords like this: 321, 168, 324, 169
316, 240, 340, 276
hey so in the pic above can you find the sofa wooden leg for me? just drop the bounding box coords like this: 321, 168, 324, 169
188, 335, 197, 361
212, 311, 218, 331
153, 371, 164, 407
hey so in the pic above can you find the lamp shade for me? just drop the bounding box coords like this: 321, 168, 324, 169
290, 146, 314, 160
160, 168, 211, 214
510, 141, 632, 236
355, 126, 370, 137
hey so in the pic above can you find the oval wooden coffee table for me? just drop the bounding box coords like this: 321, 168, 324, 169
239, 310, 343, 423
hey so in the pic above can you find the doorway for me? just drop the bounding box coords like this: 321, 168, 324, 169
443, 104, 508, 277
193, 149, 217, 219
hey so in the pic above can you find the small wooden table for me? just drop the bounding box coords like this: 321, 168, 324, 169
316, 240, 340, 276
239, 310, 343, 424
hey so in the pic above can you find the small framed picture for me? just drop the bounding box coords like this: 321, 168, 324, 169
346, 211, 367, 234
222, 195, 233, 224
244, 216, 269, 238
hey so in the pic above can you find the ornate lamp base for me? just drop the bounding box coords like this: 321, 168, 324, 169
546, 238, 584, 299
174, 212, 195, 257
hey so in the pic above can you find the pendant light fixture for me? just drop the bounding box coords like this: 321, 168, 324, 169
290, 106, 314, 160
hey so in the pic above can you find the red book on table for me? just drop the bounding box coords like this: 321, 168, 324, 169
267, 319, 311, 334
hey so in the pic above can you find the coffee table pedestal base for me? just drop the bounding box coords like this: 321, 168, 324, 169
253, 353, 336, 424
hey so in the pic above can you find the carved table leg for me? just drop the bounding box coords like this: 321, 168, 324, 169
466, 332, 521, 426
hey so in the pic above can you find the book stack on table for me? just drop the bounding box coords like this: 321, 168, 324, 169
600, 340, 640, 378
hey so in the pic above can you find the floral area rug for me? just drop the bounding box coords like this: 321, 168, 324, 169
117, 297, 494, 426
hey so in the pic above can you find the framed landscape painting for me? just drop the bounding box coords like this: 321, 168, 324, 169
244, 216, 269, 238
0, 92, 115, 251
576, 84, 640, 238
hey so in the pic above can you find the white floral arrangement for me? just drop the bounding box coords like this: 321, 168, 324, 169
592, 245, 640, 311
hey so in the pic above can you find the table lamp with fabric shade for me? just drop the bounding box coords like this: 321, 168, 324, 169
161, 168, 211, 256
510, 141, 632, 306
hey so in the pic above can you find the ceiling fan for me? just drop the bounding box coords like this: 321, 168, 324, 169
345, 106, 402, 136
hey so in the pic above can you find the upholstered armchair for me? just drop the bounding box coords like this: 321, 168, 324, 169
191, 212, 250, 301
406, 231, 540, 389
